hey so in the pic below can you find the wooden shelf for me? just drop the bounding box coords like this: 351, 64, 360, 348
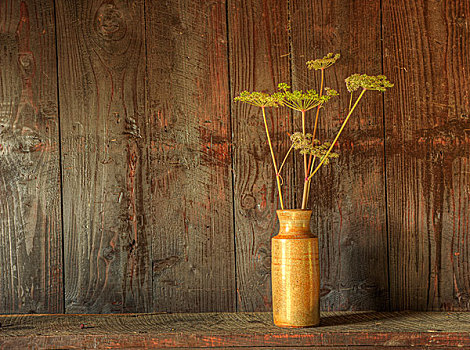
0, 311, 469, 349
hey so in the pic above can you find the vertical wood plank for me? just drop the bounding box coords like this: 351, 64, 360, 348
56, 0, 151, 313
290, 0, 389, 310
146, 0, 235, 312
228, 0, 293, 311
383, 0, 470, 310
0, 0, 63, 313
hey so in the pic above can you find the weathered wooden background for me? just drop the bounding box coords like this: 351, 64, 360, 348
0, 0, 469, 314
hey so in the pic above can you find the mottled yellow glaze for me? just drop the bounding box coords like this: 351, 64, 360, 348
272, 210, 320, 327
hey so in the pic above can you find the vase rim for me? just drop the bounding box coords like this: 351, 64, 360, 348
276, 209, 312, 213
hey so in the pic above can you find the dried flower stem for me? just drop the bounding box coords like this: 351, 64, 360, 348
302, 68, 325, 208
301, 110, 309, 209
302, 111, 308, 178
279, 143, 294, 174
307, 88, 366, 182
234, 57, 393, 210
262, 107, 284, 209
312, 69, 325, 141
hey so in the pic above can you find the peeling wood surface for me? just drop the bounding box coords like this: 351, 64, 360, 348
0, 312, 469, 348
146, 0, 235, 312
55, 0, 151, 313
0, 0, 63, 313
383, 0, 470, 310
290, 0, 389, 311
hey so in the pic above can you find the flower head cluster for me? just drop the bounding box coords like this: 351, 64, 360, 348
290, 132, 339, 164
275, 83, 338, 112
345, 74, 394, 92
324, 87, 339, 98
290, 132, 319, 153
308, 141, 339, 164
234, 91, 283, 107
306, 53, 341, 70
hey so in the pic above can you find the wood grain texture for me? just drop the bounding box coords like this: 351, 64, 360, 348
228, 0, 293, 312
145, 0, 235, 312
55, 0, 151, 313
1, 0, 470, 316
0, 312, 469, 348
290, 1, 389, 310
383, 0, 470, 310
0, 0, 63, 313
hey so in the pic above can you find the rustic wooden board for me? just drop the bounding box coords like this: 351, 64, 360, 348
290, 1, 389, 310
0, 0, 63, 313
228, 0, 293, 311
0, 312, 469, 348
145, 0, 235, 312
1, 0, 470, 317
383, 0, 470, 310
55, 0, 151, 313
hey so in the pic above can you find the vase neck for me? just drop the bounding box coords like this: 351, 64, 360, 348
276, 210, 314, 238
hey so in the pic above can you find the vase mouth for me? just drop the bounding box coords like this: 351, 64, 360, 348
275, 209, 313, 235
276, 209, 312, 222
276, 209, 312, 213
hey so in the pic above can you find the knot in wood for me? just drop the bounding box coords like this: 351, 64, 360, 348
102, 246, 116, 261
94, 3, 127, 40
18, 52, 35, 77
240, 193, 256, 210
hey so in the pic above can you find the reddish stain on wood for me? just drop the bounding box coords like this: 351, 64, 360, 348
56, 0, 151, 313
229, 0, 293, 312
383, 0, 470, 310
146, 0, 235, 312
290, 0, 389, 311
0, 312, 469, 348
0, 0, 63, 313
0, 0, 469, 315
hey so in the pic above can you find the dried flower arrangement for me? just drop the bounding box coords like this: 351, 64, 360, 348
234, 53, 393, 209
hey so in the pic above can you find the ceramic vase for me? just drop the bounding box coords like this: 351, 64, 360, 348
271, 209, 320, 327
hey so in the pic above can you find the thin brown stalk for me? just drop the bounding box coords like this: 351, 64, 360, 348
278, 144, 294, 174
307, 89, 366, 182
262, 107, 284, 209
304, 68, 325, 207
301, 110, 309, 209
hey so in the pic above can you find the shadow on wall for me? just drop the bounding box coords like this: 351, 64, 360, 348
319, 217, 389, 312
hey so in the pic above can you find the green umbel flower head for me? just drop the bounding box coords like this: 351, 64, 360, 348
306, 53, 341, 70
234, 91, 283, 107
345, 74, 394, 92
274, 83, 338, 112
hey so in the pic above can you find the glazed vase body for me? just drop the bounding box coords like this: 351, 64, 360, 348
271, 209, 320, 327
